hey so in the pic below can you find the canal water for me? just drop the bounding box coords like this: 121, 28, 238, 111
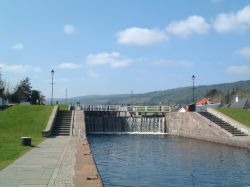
88, 135, 250, 187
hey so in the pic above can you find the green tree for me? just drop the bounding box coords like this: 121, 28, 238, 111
12, 77, 32, 103
206, 89, 221, 98
31, 90, 45, 105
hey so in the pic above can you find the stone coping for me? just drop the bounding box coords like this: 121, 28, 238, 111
42, 105, 58, 137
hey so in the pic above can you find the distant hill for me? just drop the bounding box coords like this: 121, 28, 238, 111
52, 80, 250, 105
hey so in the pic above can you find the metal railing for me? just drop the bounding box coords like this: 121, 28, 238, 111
83, 105, 171, 113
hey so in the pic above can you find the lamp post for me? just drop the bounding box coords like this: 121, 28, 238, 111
51, 70, 54, 105
192, 75, 195, 103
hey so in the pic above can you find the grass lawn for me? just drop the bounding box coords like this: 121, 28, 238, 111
216, 108, 250, 128
0, 105, 53, 170
58, 104, 69, 111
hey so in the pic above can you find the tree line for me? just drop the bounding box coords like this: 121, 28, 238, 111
206, 87, 250, 105
0, 73, 44, 104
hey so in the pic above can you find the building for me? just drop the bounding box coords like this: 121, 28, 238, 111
231, 98, 250, 109
0, 97, 8, 107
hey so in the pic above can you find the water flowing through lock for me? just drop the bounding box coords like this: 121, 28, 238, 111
85, 116, 166, 134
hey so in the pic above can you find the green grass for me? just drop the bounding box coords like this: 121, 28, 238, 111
216, 108, 250, 128
58, 104, 69, 111
0, 105, 53, 170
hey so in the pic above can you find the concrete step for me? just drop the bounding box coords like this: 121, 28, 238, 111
199, 112, 247, 137
53, 126, 70, 129
51, 111, 72, 136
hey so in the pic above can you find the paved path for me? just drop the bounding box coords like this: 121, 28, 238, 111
0, 108, 103, 187
0, 136, 72, 187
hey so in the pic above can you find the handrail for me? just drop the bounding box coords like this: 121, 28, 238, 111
82, 105, 171, 113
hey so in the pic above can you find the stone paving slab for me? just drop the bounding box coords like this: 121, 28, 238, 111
0, 108, 103, 187
0, 136, 71, 187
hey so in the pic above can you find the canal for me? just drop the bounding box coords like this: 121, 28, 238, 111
88, 135, 250, 187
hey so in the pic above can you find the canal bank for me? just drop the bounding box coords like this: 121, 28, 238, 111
0, 108, 103, 187
166, 111, 250, 149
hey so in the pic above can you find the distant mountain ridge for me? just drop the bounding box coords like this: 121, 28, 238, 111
52, 80, 250, 105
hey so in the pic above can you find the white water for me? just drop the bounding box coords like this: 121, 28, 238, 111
86, 116, 166, 134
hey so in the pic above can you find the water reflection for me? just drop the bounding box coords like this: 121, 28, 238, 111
88, 135, 250, 187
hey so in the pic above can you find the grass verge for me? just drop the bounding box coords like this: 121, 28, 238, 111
58, 104, 69, 111
216, 108, 250, 128
0, 105, 53, 170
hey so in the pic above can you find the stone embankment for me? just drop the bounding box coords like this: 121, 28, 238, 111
166, 111, 250, 149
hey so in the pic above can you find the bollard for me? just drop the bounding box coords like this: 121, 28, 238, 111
20, 137, 32, 146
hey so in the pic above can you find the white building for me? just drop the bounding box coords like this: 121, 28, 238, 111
0, 97, 8, 107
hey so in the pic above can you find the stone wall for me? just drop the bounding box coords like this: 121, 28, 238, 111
165, 112, 250, 148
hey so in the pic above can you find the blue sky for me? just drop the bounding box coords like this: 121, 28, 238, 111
0, 0, 250, 98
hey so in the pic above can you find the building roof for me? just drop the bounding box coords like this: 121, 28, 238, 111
196, 98, 209, 105
231, 99, 250, 109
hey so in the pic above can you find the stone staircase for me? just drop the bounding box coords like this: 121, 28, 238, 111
199, 112, 247, 136
52, 110, 72, 136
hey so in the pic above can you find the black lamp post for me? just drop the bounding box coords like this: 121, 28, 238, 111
51, 70, 54, 105
192, 75, 195, 103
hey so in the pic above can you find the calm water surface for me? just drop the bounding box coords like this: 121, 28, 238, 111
88, 135, 250, 187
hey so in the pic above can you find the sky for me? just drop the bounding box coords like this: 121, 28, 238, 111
0, 0, 250, 99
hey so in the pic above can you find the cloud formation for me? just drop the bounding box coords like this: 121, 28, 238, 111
11, 43, 24, 50
64, 24, 75, 34
117, 27, 167, 45
57, 63, 81, 69
213, 5, 250, 32
226, 65, 250, 74
166, 16, 210, 38
236, 47, 250, 59
0, 64, 41, 73
86, 52, 134, 68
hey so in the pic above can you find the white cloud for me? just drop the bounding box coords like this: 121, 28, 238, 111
166, 16, 210, 38
117, 27, 167, 46
86, 52, 135, 68
87, 70, 99, 77
236, 47, 250, 59
11, 43, 24, 50
213, 5, 250, 32
154, 59, 193, 66
86, 52, 120, 65
64, 24, 75, 34
110, 60, 133, 68
0, 64, 41, 73
57, 63, 81, 69
226, 65, 250, 74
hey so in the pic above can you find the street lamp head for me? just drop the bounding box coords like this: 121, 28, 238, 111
192, 75, 195, 80
51, 69, 54, 75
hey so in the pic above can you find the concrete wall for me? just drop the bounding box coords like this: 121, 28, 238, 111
165, 112, 250, 148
